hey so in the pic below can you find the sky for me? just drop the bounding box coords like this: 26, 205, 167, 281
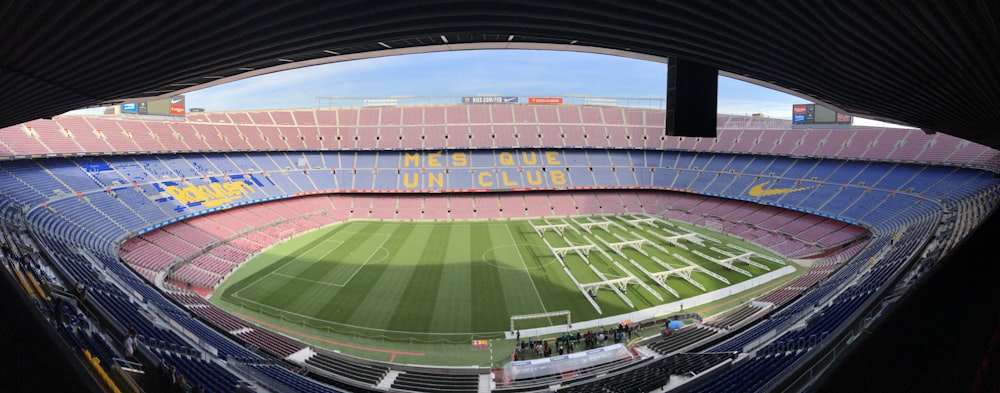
68, 49, 906, 127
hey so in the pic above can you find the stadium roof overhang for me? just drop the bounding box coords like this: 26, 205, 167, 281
2, 1, 998, 148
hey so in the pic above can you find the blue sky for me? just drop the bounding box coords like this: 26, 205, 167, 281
70, 49, 902, 126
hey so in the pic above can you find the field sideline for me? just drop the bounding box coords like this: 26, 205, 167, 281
214, 215, 797, 342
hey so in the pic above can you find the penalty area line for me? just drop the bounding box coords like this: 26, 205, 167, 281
232, 311, 425, 359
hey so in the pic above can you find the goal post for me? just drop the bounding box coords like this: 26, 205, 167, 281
510, 310, 571, 332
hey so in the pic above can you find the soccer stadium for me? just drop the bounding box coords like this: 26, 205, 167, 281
1, 2, 999, 393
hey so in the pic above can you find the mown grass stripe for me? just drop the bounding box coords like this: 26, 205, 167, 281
295, 226, 373, 280
291, 226, 394, 316
342, 223, 423, 331
314, 223, 413, 330
429, 223, 473, 334
470, 223, 509, 332
385, 224, 449, 332
219, 229, 338, 302
263, 225, 368, 313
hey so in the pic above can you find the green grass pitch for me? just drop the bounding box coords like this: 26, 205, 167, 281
214, 215, 791, 341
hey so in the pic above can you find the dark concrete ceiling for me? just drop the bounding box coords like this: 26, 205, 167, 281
2, 0, 998, 148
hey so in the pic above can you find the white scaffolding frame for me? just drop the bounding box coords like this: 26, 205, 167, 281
531, 222, 570, 237
573, 217, 623, 233
711, 247, 771, 271
549, 242, 595, 262
652, 231, 701, 249
693, 250, 755, 277
622, 217, 657, 228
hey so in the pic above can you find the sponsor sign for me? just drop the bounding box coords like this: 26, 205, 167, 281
169, 95, 185, 115
748, 181, 814, 197
363, 98, 398, 107
793, 103, 851, 124
121, 96, 185, 116
462, 96, 518, 104
584, 98, 618, 106
528, 97, 563, 105
472, 340, 489, 350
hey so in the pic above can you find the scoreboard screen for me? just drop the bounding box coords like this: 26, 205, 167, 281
792, 104, 852, 125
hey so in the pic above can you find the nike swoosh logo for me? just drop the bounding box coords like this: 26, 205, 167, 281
748, 181, 814, 197
170, 98, 182, 104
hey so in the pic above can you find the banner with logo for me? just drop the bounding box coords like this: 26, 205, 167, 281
473, 340, 489, 350
528, 97, 563, 105
462, 96, 518, 104
584, 98, 618, 106
793, 103, 852, 125
169, 95, 186, 115
363, 99, 398, 107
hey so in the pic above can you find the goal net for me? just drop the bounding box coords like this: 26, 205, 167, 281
510, 310, 571, 332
